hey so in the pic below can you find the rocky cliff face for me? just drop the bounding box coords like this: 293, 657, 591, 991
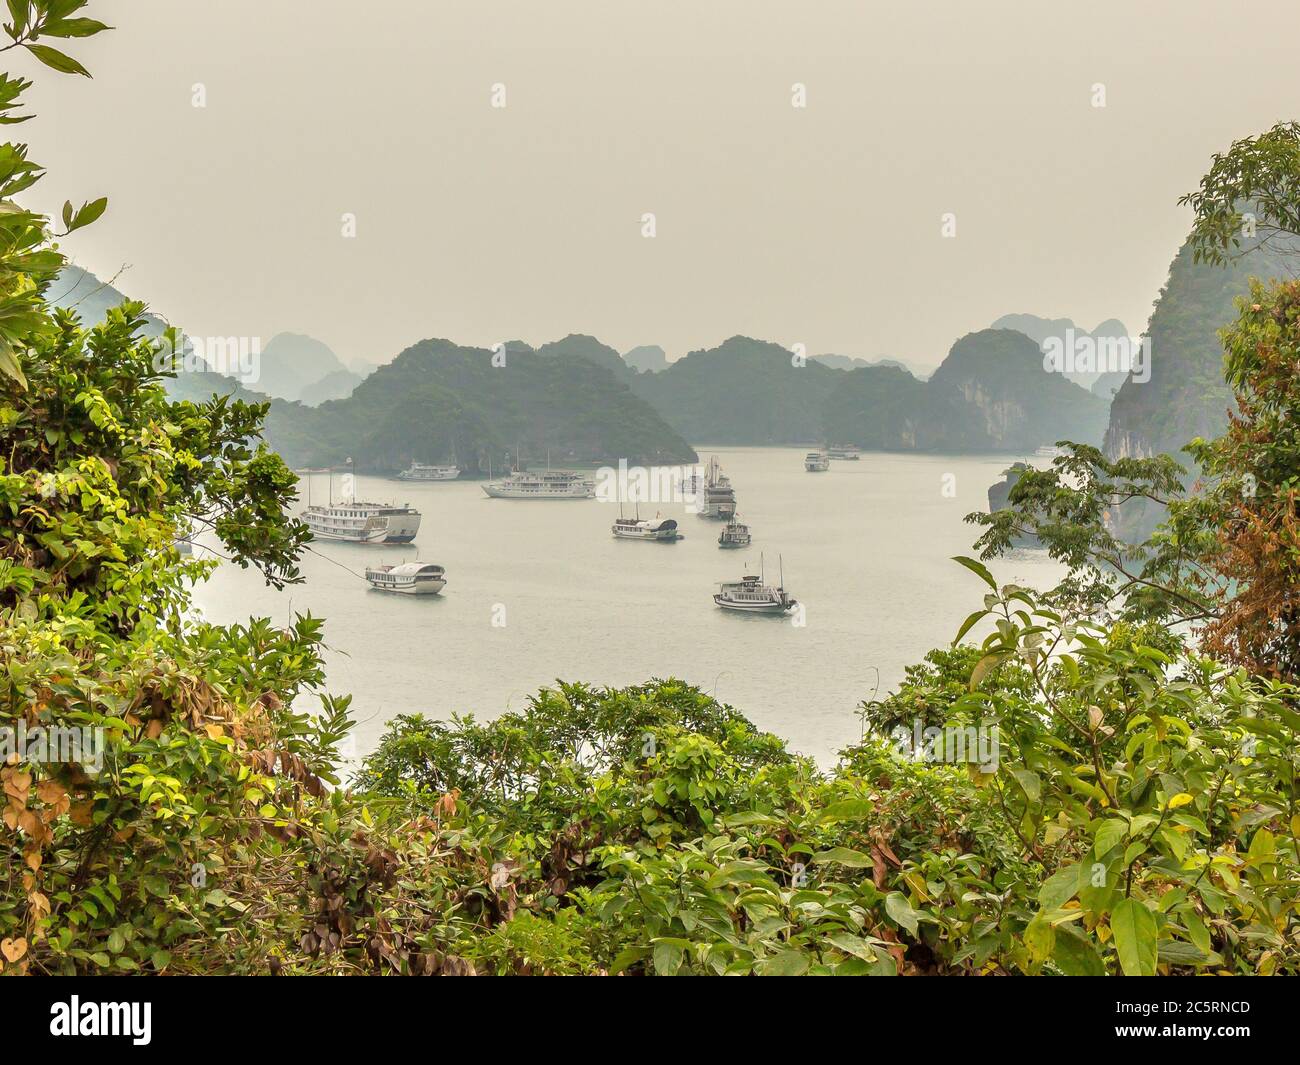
924, 329, 1109, 451
1102, 234, 1296, 538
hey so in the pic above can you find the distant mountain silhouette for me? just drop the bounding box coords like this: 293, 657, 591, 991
629, 331, 1106, 452
253, 332, 349, 402
989, 313, 1131, 391
623, 344, 668, 373
265, 337, 696, 470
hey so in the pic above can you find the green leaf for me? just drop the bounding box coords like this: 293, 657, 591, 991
1093, 817, 1127, 858
884, 892, 919, 936
64, 194, 106, 232
1052, 926, 1105, 976
0, 337, 27, 390
1111, 898, 1158, 976
952, 554, 998, 590
813, 846, 874, 868
816, 798, 873, 824
952, 607, 989, 646
1157, 939, 1208, 967
40, 16, 111, 38
609, 945, 648, 974
826, 933, 875, 962
1183, 911, 1212, 956
7, 0, 28, 37
969, 651, 1007, 691
1023, 916, 1055, 966
651, 940, 683, 976
1011, 767, 1041, 802
759, 949, 809, 976
23, 42, 90, 76
1037, 863, 1083, 911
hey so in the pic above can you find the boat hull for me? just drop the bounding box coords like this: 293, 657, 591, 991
367, 578, 445, 595
713, 596, 794, 613
613, 528, 682, 541
483, 485, 593, 499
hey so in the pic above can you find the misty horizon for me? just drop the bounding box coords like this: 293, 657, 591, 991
26, 0, 1300, 374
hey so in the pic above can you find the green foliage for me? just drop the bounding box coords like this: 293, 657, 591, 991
356, 579, 1300, 975
1180, 121, 1300, 266
968, 277, 1300, 683
966, 443, 1219, 623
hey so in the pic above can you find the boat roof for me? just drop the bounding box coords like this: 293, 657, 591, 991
306, 501, 417, 513
367, 562, 444, 576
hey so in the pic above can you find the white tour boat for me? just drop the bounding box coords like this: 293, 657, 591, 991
397, 462, 460, 481
301, 463, 422, 543
364, 561, 447, 595
804, 449, 830, 472
697, 455, 737, 519
483, 469, 596, 499
612, 510, 683, 541
828, 445, 860, 461
717, 517, 751, 549
302, 500, 422, 543
713, 556, 797, 615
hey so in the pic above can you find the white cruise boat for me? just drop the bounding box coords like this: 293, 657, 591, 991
483, 469, 595, 499
804, 449, 830, 472
717, 517, 751, 549
302, 501, 422, 543
397, 462, 460, 481
698, 455, 737, 519
364, 561, 446, 595
828, 445, 860, 461
612, 512, 683, 541
714, 557, 796, 614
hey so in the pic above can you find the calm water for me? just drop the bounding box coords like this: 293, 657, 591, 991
190, 448, 1063, 765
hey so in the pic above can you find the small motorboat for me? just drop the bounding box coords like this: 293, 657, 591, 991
364, 561, 447, 595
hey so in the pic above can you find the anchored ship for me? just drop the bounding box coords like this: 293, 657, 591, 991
302, 501, 421, 543
397, 462, 460, 481
718, 516, 751, 548
483, 469, 595, 499
612, 506, 683, 542
713, 556, 796, 614
301, 465, 421, 543
364, 561, 446, 595
697, 455, 737, 519
804, 449, 830, 472
828, 445, 860, 460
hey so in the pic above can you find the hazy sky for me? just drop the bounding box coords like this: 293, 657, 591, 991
25, 0, 1300, 372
